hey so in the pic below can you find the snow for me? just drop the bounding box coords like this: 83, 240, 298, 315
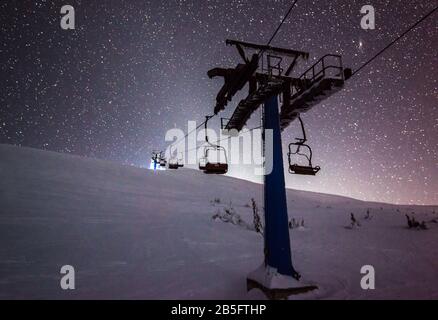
0, 143, 437, 299
247, 264, 317, 291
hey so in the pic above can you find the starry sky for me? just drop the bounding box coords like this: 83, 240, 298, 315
0, 0, 437, 205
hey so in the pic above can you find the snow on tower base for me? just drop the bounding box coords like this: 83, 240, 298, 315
247, 264, 318, 300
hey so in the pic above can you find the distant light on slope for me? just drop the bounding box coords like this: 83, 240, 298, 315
149, 160, 166, 171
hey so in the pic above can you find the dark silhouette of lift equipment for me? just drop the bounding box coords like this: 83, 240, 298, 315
198, 115, 228, 174
151, 151, 166, 169
168, 146, 184, 170
208, 38, 350, 299
288, 116, 320, 176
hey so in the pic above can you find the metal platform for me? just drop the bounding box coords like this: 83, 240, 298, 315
222, 53, 346, 132
210, 39, 310, 131
280, 54, 345, 130
224, 77, 284, 131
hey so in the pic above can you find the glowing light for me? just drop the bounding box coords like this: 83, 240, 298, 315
149, 160, 166, 171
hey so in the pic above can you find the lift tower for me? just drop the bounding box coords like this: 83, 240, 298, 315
209, 39, 349, 299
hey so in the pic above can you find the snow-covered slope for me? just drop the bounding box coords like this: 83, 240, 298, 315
0, 144, 437, 299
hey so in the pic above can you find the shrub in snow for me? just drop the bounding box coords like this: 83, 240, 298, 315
251, 198, 264, 236
212, 209, 222, 221
212, 202, 253, 231
350, 213, 361, 228
210, 198, 221, 205
405, 215, 428, 230
288, 218, 306, 230
364, 209, 373, 220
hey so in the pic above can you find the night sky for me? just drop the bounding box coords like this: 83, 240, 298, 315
0, 0, 437, 205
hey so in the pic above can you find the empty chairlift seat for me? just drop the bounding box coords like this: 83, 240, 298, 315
203, 146, 228, 174
280, 54, 348, 131
168, 158, 179, 169
198, 157, 207, 171
287, 116, 320, 176
289, 164, 320, 176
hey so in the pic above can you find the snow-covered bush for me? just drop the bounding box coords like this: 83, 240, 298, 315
288, 218, 306, 230
251, 198, 263, 236
345, 213, 361, 229
211, 199, 265, 236
212, 202, 253, 231
405, 215, 427, 230
210, 198, 221, 205
364, 209, 373, 220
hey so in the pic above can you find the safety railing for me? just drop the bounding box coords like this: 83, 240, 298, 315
292, 54, 344, 95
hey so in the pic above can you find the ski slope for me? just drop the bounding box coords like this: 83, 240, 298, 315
0, 144, 437, 299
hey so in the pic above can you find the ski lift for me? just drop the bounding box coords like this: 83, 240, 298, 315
168, 146, 179, 169
203, 145, 228, 174
199, 115, 228, 174
159, 151, 167, 167
168, 158, 179, 169
288, 116, 320, 176
177, 152, 184, 168
151, 152, 158, 164
198, 156, 206, 171
151, 151, 161, 168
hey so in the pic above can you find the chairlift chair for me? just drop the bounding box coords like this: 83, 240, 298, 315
177, 152, 184, 168
198, 115, 229, 175
168, 146, 180, 169
203, 145, 228, 174
168, 159, 179, 169
198, 157, 207, 171
288, 116, 320, 176
158, 153, 166, 167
